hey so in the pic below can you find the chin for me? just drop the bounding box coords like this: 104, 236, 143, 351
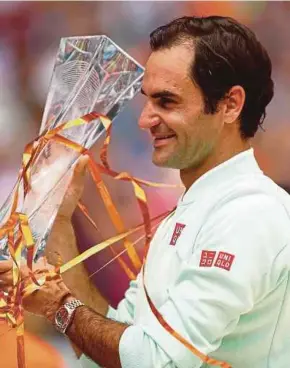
152, 155, 181, 169
152, 158, 166, 167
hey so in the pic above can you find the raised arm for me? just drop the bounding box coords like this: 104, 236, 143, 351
45, 156, 108, 315
46, 217, 108, 315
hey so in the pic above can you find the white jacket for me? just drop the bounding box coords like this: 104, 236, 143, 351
81, 149, 290, 368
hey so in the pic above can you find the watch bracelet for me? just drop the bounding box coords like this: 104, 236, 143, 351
54, 298, 85, 334
65, 299, 85, 310
64, 299, 85, 334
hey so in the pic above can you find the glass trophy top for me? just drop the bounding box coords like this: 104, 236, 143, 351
0, 35, 144, 261
40, 35, 144, 139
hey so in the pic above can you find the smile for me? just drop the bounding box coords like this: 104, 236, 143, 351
153, 134, 176, 147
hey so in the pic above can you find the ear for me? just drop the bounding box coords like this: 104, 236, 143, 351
223, 85, 245, 125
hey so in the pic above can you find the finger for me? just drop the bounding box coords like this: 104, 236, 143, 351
33, 257, 54, 273
70, 156, 88, 187
40, 260, 56, 273
20, 265, 30, 279
0, 260, 13, 273
20, 266, 50, 285
70, 156, 88, 190
74, 155, 89, 176
0, 272, 13, 287
33, 269, 50, 276
34, 257, 47, 269
68, 156, 89, 192
45, 272, 61, 282
21, 272, 46, 292
6, 285, 14, 295
0, 283, 13, 296
55, 155, 89, 219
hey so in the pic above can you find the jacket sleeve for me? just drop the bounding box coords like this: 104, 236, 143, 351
118, 195, 290, 368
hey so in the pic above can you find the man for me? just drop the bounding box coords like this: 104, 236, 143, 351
1, 15, 290, 368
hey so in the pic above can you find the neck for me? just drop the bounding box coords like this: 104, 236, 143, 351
180, 138, 251, 191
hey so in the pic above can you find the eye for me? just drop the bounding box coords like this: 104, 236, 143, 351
158, 97, 175, 109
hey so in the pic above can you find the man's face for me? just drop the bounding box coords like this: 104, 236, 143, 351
139, 44, 225, 170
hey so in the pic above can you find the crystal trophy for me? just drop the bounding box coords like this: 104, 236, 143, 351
0, 35, 144, 261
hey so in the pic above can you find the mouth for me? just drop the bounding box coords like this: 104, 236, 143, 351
153, 134, 176, 147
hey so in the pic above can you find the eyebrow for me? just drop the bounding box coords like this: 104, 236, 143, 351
141, 88, 179, 99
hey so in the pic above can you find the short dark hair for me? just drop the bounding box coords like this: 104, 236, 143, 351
150, 16, 274, 138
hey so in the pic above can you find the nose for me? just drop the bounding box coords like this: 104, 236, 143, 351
138, 102, 161, 130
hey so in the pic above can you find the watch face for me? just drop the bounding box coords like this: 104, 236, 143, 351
56, 307, 69, 325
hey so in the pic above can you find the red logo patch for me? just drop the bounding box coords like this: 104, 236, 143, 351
214, 252, 235, 271
170, 223, 186, 246
199, 250, 217, 267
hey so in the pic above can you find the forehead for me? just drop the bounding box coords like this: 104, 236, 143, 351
142, 45, 194, 94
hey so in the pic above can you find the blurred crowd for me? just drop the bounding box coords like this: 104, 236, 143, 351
1, 2, 290, 367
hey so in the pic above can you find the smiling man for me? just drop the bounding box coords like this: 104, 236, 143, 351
139, 38, 250, 188
1, 15, 290, 368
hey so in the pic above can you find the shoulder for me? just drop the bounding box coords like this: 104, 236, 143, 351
208, 171, 290, 227
197, 181, 290, 254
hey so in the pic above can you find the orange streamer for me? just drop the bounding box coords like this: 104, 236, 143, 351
0, 113, 105, 368
0, 111, 179, 368
142, 266, 231, 367
1, 109, 222, 368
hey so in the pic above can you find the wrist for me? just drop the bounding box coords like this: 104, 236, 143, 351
63, 294, 76, 304
54, 298, 85, 335
54, 214, 72, 224
45, 291, 74, 323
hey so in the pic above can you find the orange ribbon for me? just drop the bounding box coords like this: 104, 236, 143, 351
142, 265, 231, 367
0, 109, 229, 368
0, 111, 178, 367
98, 118, 231, 366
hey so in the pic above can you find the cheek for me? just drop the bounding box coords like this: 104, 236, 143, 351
162, 110, 189, 134
161, 110, 182, 125
174, 112, 201, 140
160, 106, 206, 142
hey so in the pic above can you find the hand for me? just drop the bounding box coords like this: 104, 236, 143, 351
56, 154, 89, 220
0, 258, 50, 292
0, 259, 72, 322
0, 259, 13, 294
22, 270, 72, 323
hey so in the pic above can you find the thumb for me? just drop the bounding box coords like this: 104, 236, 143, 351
68, 154, 89, 190
56, 154, 89, 219
69, 154, 89, 193
0, 259, 13, 273
74, 154, 89, 176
